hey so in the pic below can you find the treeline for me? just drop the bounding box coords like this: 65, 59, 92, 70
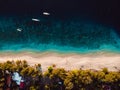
0, 60, 120, 90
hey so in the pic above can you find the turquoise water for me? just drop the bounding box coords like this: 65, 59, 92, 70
0, 16, 120, 53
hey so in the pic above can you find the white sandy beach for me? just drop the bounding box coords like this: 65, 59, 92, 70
0, 51, 120, 72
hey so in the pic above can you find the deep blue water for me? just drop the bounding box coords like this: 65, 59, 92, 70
0, 15, 120, 53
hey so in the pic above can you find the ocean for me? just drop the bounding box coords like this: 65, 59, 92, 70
0, 0, 120, 53
0, 15, 120, 53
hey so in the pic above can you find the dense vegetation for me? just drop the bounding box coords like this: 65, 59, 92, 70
0, 60, 120, 90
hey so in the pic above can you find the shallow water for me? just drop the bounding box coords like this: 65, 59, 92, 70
0, 15, 120, 53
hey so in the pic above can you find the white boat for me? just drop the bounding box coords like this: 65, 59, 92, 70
32, 18, 40, 22
17, 28, 22, 32
43, 12, 50, 15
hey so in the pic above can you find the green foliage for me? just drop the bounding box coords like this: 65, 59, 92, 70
65, 82, 73, 90
64, 70, 93, 89
30, 86, 36, 90
0, 78, 4, 88
22, 60, 29, 68
102, 68, 109, 74
0, 60, 120, 90
51, 68, 66, 79
103, 72, 119, 83
45, 85, 50, 90
48, 66, 53, 73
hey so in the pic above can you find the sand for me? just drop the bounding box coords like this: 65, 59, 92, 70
0, 51, 120, 72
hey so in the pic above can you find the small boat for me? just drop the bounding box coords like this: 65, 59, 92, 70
32, 18, 40, 22
43, 12, 50, 15
17, 28, 22, 32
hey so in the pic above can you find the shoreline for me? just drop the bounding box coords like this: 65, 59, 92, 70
0, 49, 120, 55
0, 51, 120, 72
